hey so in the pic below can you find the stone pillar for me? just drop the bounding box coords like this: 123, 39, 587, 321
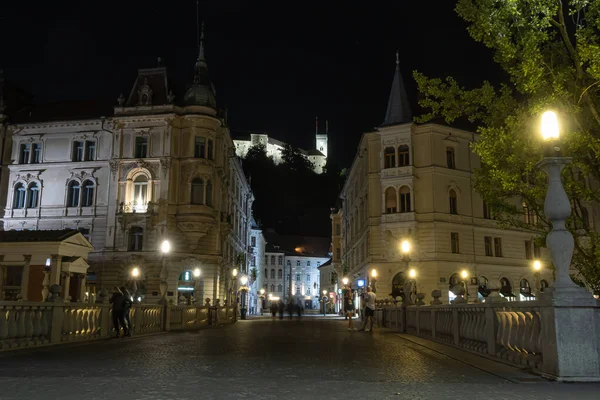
20, 255, 31, 301
49, 254, 61, 285
63, 273, 72, 302
79, 275, 87, 303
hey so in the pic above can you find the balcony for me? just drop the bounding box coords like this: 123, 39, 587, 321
382, 166, 413, 179
382, 212, 415, 224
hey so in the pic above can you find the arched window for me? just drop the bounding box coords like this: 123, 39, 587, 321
270, 269, 275, 279
13, 183, 26, 209
446, 147, 455, 169
277, 256, 283, 265
270, 284, 275, 293
67, 181, 80, 207
277, 284, 283, 293
82, 180, 94, 207
278, 269, 282, 279
448, 273, 463, 302
499, 278, 515, 300
385, 187, 397, 213
191, 178, 204, 205
384, 147, 396, 168
206, 180, 213, 206
540, 279, 549, 292
399, 186, 411, 213
26, 183, 39, 208
133, 175, 148, 206
478, 276, 490, 299
128, 226, 143, 251
449, 189, 458, 214
398, 145, 409, 167
179, 270, 193, 282
520, 278, 533, 301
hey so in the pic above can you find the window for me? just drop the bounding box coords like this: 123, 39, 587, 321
286, 274, 290, 281
135, 137, 148, 158
384, 147, 396, 168
271, 256, 276, 265
449, 190, 458, 214
296, 274, 300, 281
277, 256, 283, 265
26, 183, 39, 208
451, 232, 459, 254
278, 269, 282, 279
85, 141, 96, 161
483, 202, 492, 219
446, 147, 455, 169
484, 236, 493, 256
525, 240, 533, 260
13, 183, 26, 209
287, 260, 291, 267
32, 143, 41, 164
128, 226, 143, 251
306, 288, 310, 295
264, 268, 267, 277
190, 179, 204, 205
277, 284, 283, 293
398, 145, 409, 166
251, 236, 256, 247
270, 284, 275, 292
296, 260, 300, 267
1, 266, 23, 301
534, 242, 541, 258
73, 141, 84, 162
494, 238, 503, 257
195, 136, 206, 158
317, 261, 320, 267
251, 256, 256, 267
336, 248, 341, 260
306, 274, 310, 282
335, 224, 341, 235
133, 175, 149, 206
207, 139, 214, 160
399, 186, 411, 213
307, 261, 311, 266
270, 269, 275, 279
19, 144, 31, 164
68, 181, 80, 207
82, 180, 94, 207
206, 180, 213, 206
385, 187, 397, 213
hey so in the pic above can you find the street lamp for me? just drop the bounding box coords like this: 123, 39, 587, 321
458, 269, 469, 303
239, 274, 249, 319
192, 268, 201, 304
370, 269, 378, 293
259, 288, 266, 315
533, 260, 542, 298
131, 267, 141, 303
537, 110, 581, 291
342, 277, 349, 286
401, 240, 411, 255
159, 239, 170, 305
322, 289, 328, 316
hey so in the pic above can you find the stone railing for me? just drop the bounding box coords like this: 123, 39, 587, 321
378, 301, 546, 371
0, 301, 236, 352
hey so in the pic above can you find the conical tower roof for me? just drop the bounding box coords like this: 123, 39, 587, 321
382, 51, 412, 126
183, 22, 216, 109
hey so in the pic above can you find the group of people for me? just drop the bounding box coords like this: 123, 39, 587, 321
110, 286, 133, 338
344, 286, 376, 332
270, 298, 304, 319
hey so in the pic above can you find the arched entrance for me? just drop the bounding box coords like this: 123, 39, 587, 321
391, 272, 406, 299
448, 273, 463, 302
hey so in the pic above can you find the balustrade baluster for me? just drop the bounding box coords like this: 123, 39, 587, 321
0, 307, 8, 344
32, 308, 41, 340
16, 307, 26, 342
24, 308, 34, 342
7, 308, 17, 342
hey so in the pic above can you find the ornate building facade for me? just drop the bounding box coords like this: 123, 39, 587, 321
336, 54, 572, 305
0, 31, 254, 304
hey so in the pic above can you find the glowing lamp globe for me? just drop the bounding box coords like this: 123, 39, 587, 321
460, 270, 468, 279
409, 269, 417, 279
541, 111, 560, 141
533, 260, 542, 271
342, 277, 349, 285
160, 240, 171, 254
401, 240, 411, 254
193, 268, 201, 278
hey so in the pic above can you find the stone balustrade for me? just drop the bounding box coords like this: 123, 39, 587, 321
0, 301, 236, 352
377, 301, 549, 371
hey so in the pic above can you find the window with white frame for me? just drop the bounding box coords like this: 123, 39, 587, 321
13, 183, 26, 209
135, 137, 148, 158
68, 181, 80, 207
73, 141, 84, 162
133, 175, 148, 210
19, 144, 30, 164
32, 143, 41, 163
82, 180, 95, 207
26, 183, 39, 208
128, 226, 143, 251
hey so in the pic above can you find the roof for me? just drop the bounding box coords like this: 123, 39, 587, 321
0, 229, 83, 243
307, 149, 325, 157
263, 230, 331, 257
382, 51, 412, 126
125, 67, 171, 107
10, 99, 114, 124
317, 259, 333, 269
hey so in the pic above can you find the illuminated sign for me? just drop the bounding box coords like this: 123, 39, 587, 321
357, 279, 365, 288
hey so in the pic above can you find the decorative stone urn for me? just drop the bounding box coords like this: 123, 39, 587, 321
204, 298, 211, 307
415, 293, 425, 306
47, 284, 62, 303
430, 290, 442, 305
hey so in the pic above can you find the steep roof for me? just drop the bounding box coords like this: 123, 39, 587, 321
125, 67, 171, 107
382, 51, 412, 126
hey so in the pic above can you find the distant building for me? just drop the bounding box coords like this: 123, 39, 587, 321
261, 230, 331, 309
248, 219, 266, 314
233, 123, 328, 174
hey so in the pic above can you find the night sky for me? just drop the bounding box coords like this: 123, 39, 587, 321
1, 0, 501, 168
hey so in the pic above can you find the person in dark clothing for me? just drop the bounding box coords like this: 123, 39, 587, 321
109, 287, 127, 338
278, 299, 284, 320
270, 303, 277, 317
286, 299, 294, 320
120, 286, 133, 336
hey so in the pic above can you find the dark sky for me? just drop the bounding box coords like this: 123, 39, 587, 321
1, 0, 500, 168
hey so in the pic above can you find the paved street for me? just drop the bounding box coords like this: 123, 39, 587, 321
0, 316, 598, 399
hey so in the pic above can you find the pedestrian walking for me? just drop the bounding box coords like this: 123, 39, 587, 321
278, 299, 284, 319
119, 286, 133, 336
286, 299, 294, 320
344, 289, 356, 331
270, 302, 277, 317
359, 286, 376, 332
109, 287, 127, 338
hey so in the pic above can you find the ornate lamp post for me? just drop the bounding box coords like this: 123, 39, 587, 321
259, 288, 266, 315
231, 268, 238, 306
239, 274, 249, 319
370, 269, 378, 293
192, 268, 201, 304
532, 260, 542, 298
322, 289, 328, 316
131, 267, 141, 303
159, 239, 170, 305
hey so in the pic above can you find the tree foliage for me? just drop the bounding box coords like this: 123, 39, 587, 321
414, 0, 600, 292
241, 144, 344, 237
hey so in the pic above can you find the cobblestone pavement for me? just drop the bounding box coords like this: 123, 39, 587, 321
0, 316, 599, 399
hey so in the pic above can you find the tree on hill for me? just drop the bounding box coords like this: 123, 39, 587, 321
413, 0, 600, 292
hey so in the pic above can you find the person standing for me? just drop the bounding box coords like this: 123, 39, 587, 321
120, 286, 133, 336
109, 287, 127, 338
359, 287, 376, 332
344, 289, 356, 331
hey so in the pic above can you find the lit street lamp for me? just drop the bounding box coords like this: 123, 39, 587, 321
532, 260, 542, 298
259, 288, 266, 315
322, 289, 328, 316
131, 267, 141, 303
342, 277, 349, 286
159, 239, 170, 305
192, 268, 201, 304
239, 274, 249, 320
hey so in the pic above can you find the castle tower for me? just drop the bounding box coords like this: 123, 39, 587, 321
315, 118, 328, 158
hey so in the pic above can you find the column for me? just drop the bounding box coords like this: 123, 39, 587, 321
49, 254, 61, 285
79, 274, 87, 303
63, 273, 72, 302
20, 255, 31, 301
